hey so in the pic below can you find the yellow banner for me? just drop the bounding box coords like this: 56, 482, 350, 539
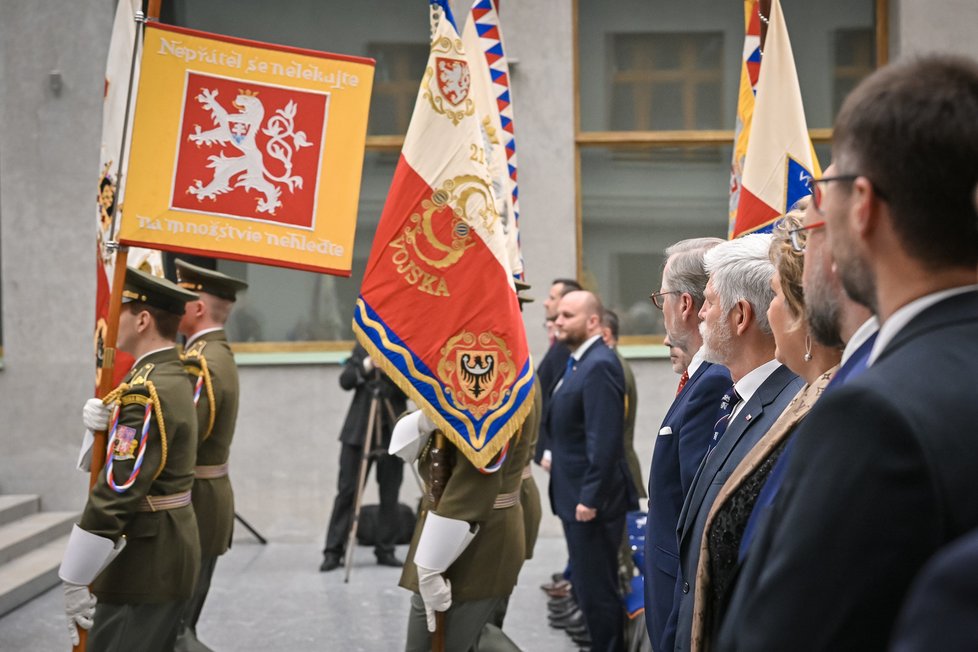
120, 23, 374, 275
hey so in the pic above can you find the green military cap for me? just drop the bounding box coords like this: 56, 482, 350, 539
122, 267, 199, 315
514, 279, 534, 305
174, 259, 249, 301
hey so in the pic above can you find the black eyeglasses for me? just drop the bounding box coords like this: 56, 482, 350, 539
804, 175, 858, 214
649, 290, 680, 310
787, 221, 826, 253
805, 174, 887, 215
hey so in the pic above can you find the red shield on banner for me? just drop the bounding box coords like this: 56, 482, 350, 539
171, 72, 329, 228
435, 57, 470, 106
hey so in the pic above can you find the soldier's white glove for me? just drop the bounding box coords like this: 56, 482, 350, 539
390, 410, 438, 463
417, 565, 452, 632
414, 512, 479, 632
82, 398, 112, 431
362, 355, 374, 374
63, 582, 96, 645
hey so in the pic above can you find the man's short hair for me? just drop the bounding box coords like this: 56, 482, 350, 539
663, 237, 725, 308
833, 55, 978, 269
552, 278, 582, 296
601, 308, 620, 340
125, 302, 180, 341
703, 234, 776, 335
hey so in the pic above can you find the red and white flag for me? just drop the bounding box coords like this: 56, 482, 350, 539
354, 0, 534, 468
95, 0, 163, 387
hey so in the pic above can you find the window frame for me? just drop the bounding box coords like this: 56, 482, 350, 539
572, 0, 888, 351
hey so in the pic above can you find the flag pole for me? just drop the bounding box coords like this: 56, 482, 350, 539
74, 3, 155, 649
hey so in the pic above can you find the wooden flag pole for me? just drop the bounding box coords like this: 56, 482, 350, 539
75, 2, 162, 648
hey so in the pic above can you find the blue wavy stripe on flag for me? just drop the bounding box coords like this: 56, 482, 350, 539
354, 296, 535, 452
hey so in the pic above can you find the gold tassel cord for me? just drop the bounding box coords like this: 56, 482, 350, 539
101, 380, 169, 481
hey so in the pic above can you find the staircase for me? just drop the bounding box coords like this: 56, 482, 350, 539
0, 495, 77, 616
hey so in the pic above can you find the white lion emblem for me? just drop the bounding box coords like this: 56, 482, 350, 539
437, 59, 470, 106
187, 89, 312, 215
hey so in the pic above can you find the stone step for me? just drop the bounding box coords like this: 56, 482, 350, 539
0, 511, 77, 566
0, 534, 67, 617
0, 495, 40, 528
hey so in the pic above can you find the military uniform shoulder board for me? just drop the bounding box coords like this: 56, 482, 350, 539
129, 362, 156, 386
182, 341, 216, 439
183, 340, 208, 359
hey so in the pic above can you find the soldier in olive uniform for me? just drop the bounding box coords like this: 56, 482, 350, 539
514, 281, 543, 563
172, 259, 249, 652
61, 268, 200, 651
391, 393, 534, 651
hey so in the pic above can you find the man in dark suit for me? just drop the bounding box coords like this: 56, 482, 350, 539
534, 277, 582, 468
668, 234, 803, 652
890, 528, 978, 652
721, 55, 978, 651
644, 237, 730, 652
320, 343, 408, 571
549, 290, 638, 651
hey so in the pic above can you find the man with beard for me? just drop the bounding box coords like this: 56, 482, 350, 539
535, 277, 582, 470
719, 55, 978, 651
715, 188, 878, 645
644, 237, 730, 652
667, 234, 802, 652
549, 290, 637, 651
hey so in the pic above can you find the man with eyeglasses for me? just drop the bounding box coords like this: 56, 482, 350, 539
668, 234, 802, 652
722, 55, 978, 651
642, 237, 731, 652
715, 186, 878, 646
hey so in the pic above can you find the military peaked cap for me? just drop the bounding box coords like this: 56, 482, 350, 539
175, 259, 249, 301
122, 267, 198, 315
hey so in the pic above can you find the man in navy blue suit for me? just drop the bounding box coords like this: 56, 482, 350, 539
721, 55, 978, 651
548, 289, 637, 651
890, 528, 978, 652
643, 237, 730, 652
669, 234, 803, 652
535, 278, 582, 470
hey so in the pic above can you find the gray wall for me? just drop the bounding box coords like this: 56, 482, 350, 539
2, 0, 978, 543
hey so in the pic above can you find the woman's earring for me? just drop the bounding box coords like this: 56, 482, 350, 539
804, 335, 813, 362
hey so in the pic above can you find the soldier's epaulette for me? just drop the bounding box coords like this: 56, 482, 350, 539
182, 340, 208, 360
129, 362, 156, 386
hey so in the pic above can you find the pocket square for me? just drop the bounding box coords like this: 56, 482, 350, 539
658, 426, 673, 436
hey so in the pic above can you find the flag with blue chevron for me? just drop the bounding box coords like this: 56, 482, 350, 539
461, 0, 523, 279
353, 0, 534, 468
731, 0, 821, 238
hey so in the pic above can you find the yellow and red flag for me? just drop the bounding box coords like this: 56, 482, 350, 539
119, 23, 375, 276
96, 0, 164, 387
354, 0, 534, 468
730, 0, 821, 238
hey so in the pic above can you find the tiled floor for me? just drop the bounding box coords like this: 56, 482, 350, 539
0, 536, 583, 651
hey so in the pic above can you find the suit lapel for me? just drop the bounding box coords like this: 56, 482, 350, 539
678, 364, 791, 545
662, 361, 713, 424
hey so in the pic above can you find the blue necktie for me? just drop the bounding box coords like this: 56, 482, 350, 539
553, 356, 575, 395
707, 384, 740, 453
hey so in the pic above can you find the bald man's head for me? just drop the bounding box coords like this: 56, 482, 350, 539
555, 290, 604, 348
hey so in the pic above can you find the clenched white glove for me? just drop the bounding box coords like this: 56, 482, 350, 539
82, 398, 111, 431
63, 582, 96, 645
362, 355, 374, 374
416, 565, 452, 633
